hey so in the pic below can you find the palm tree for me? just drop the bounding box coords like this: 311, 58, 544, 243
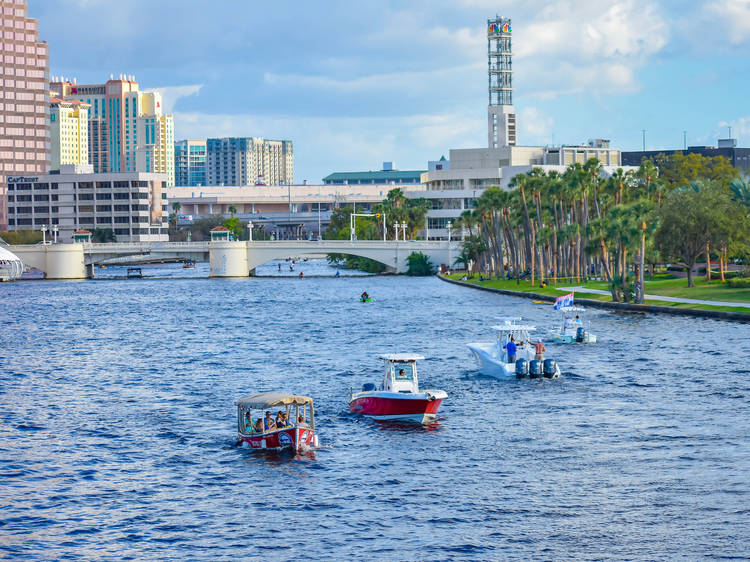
172, 201, 182, 215
228, 205, 237, 218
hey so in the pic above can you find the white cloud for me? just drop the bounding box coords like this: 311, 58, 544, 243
705, 0, 750, 44
147, 84, 203, 113
173, 110, 484, 182
718, 116, 750, 140
519, 107, 555, 141
514, 0, 668, 97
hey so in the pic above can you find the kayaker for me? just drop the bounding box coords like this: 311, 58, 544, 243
361, 291, 369, 302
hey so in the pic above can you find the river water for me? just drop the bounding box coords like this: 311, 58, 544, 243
2, 264, 749, 560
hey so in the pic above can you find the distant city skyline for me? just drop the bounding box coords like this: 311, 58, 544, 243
36, 0, 750, 182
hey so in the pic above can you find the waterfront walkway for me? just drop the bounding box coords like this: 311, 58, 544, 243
557, 286, 750, 309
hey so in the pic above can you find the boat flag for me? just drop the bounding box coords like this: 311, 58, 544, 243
553, 292, 574, 310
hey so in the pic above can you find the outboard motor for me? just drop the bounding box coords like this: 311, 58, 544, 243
529, 360, 543, 379
362, 382, 376, 392
576, 327, 586, 343
515, 358, 529, 378
543, 359, 558, 378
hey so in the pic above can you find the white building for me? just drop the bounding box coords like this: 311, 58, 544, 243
413, 143, 631, 239
5, 164, 168, 242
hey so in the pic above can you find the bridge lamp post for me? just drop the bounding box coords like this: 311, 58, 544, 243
41, 224, 48, 245
447, 221, 453, 268
52, 224, 59, 244
401, 222, 408, 241
393, 223, 400, 241
247, 221, 253, 242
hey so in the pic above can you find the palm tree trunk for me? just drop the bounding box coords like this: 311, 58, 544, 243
705, 242, 711, 281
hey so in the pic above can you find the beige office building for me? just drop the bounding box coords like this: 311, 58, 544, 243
0, 0, 50, 230
5, 164, 168, 242
50, 97, 89, 169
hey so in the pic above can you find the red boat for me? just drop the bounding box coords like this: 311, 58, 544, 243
236, 393, 318, 451
349, 355, 447, 423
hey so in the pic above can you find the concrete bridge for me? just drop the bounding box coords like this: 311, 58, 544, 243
8, 240, 459, 279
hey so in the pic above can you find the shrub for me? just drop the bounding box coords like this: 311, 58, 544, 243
406, 252, 434, 276
727, 277, 750, 288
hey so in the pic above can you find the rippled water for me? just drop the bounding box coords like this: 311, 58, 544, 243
2, 268, 749, 559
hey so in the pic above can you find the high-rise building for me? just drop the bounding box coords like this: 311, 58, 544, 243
0, 0, 50, 230
50, 97, 89, 169
487, 16, 516, 148
174, 139, 206, 186
206, 137, 293, 186
50, 76, 175, 186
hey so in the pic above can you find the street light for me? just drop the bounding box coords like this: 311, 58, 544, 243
247, 220, 253, 242
393, 223, 400, 240
41, 224, 48, 245
401, 222, 408, 241
52, 224, 58, 244
447, 220, 453, 269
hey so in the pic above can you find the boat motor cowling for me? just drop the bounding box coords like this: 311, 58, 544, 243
362, 382, 376, 392
543, 359, 557, 378
515, 358, 529, 378
576, 327, 585, 342
529, 360, 543, 379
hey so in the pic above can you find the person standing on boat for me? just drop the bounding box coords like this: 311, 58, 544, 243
504, 336, 517, 363
531, 339, 546, 361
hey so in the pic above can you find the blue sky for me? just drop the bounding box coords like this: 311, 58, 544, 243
34, 0, 750, 183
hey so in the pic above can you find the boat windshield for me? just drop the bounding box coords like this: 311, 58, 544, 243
391, 364, 414, 381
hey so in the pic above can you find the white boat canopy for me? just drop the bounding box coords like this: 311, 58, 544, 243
559, 306, 586, 313
0, 245, 24, 281
237, 392, 313, 409
491, 324, 537, 332
378, 354, 425, 362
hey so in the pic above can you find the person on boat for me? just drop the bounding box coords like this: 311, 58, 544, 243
275, 411, 288, 427
278, 263, 282, 272
575, 315, 582, 324
298, 414, 307, 426
361, 291, 369, 302
504, 336, 517, 363
531, 339, 546, 361
244, 412, 256, 433
335, 270, 340, 277
263, 411, 276, 431
299, 271, 304, 278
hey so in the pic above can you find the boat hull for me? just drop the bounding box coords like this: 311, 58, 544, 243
349, 391, 445, 423
550, 333, 597, 343
237, 426, 317, 451
467, 343, 561, 379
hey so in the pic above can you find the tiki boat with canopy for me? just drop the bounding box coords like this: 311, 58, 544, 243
236, 393, 318, 450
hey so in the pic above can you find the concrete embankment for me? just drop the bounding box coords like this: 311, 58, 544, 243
437, 274, 750, 323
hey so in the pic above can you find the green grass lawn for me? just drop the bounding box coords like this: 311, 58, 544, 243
443, 273, 750, 314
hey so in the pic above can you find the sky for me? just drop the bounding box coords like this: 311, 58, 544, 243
32, 0, 750, 183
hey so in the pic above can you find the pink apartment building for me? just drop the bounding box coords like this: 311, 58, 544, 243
0, 0, 49, 231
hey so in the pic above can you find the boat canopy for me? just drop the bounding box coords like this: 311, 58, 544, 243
491, 324, 536, 332
237, 392, 313, 409
378, 354, 424, 362
560, 306, 585, 312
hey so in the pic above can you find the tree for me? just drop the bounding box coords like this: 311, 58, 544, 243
92, 227, 116, 243
172, 201, 182, 215
650, 152, 738, 191
223, 216, 243, 240
228, 205, 237, 218
654, 185, 731, 287
406, 252, 434, 276
0, 230, 43, 244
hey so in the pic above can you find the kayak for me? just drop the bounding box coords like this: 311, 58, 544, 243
360, 297, 373, 303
